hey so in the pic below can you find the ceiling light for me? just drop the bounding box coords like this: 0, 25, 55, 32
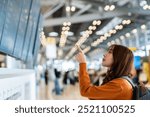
85, 30, 89, 34
88, 26, 93, 30
118, 25, 123, 30
92, 26, 96, 30
96, 39, 101, 43
141, 24, 146, 29
132, 29, 137, 33
120, 36, 125, 40
66, 26, 70, 30
104, 5, 110, 11
97, 38, 103, 43
91, 42, 97, 47
125, 33, 130, 37
112, 30, 117, 34
111, 40, 115, 44
86, 34, 89, 38
100, 36, 105, 41
122, 20, 127, 25
89, 30, 93, 35
110, 5, 115, 11
62, 27, 66, 31
103, 36, 107, 40
107, 42, 111, 46
115, 25, 120, 30
140, 0, 147, 7
67, 31, 74, 36
116, 38, 120, 42
67, 22, 71, 26
71, 6, 76, 12
96, 20, 101, 25
126, 20, 131, 24
104, 33, 110, 38
109, 30, 114, 34
49, 32, 58, 37
63, 22, 67, 26
61, 31, 65, 35
92, 20, 97, 25
64, 31, 68, 35
143, 5, 149, 10
66, 6, 70, 12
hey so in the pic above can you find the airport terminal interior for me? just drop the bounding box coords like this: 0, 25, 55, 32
0, 0, 150, 100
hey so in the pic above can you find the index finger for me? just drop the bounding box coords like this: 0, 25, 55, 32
76, 45, 82, 52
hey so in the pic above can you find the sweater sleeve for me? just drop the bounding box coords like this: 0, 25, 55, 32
79, 63, 126, 100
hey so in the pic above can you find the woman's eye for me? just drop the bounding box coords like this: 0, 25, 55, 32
108, 50, 112, 53
108, 49, 113, 53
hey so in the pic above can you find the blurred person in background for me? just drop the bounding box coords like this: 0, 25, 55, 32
143, 61, 150, 84
63, 70, 76, 85
53, 68, 63, 95
44, 68, 49, 85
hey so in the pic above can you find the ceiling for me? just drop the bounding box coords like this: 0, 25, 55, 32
40, 0, 150, 60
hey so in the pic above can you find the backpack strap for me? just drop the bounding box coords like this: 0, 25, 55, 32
121, 76, 139, 100
121, 76, 135, 88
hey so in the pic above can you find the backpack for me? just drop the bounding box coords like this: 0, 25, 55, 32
121, 76, 150, 100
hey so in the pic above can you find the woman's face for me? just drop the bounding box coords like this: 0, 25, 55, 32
102, 47, 114, 67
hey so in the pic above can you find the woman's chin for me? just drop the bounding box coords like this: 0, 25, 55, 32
102, 63, 109, 67
102, 63, 105, 66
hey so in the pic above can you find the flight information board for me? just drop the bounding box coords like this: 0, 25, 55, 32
0, 0, 8, 43
32, 14, 43, 66
0, 0, 22, 54
0, 0, 42, 67
13, 0, 31, 58
21, 0, 40, 62
26, 0, 40, 62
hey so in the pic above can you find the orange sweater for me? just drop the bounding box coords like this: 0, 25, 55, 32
79, 63, 133, 100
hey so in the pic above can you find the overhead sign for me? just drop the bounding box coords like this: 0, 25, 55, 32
128, 47, 137, 51
46, 37, 57, 59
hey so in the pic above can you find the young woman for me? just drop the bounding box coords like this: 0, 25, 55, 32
75, 44, 135, 100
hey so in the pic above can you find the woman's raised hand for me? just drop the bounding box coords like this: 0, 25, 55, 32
75, 45, 86, 63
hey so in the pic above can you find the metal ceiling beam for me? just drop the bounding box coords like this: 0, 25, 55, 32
72, 0, 99, 13
81, 0, 105, 7
73, 4, 92, 16
43, 3, 64, 19
40, 0, 63, 6
44, 7, 150, 27
119, 7, 150, 15
44, 10, 127, 27
71, 0, 88, 9
117, 0, 131, 6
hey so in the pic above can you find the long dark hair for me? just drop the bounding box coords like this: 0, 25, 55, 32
102, 44, 134, 85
